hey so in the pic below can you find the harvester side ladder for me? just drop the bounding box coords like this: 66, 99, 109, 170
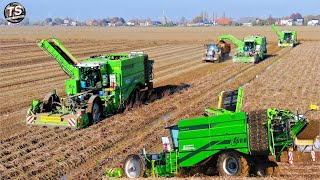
37, 38, 79, 79
271, 24, 284, 39
219, 35, 245, 47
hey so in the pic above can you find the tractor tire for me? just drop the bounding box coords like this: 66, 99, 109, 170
87, 96, 102, 125
42, 92, 60, 112
126, 86, 141, 110
217, 54, 222, 63
217, 151, 249, 177
132, 86, 141, 108
266, 161, 280, 177
254, 54, 259, 63
255, 161, 280, 177
123, 154, 146, 178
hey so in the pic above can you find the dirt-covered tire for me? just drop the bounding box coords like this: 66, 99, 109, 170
87, 96, 102, 125
217, 54, 222, 63
42, 92, 60, 112
132, 86, 141, 108
266, 161, 280, 177
122, 154, 145, 178
217, 151, 249, 177
255, 161, 280, 177
126, 86, 141, 110
254, 54, 259, 63
255, 164, 266, 177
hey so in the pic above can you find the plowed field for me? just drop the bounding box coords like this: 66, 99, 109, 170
0, 26, 319, 179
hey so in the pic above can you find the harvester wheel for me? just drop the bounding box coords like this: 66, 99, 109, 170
133, 86, 141, 107
254, 54, 259, 63
217, 151, 249, 177
217, 54, 222, 63
123, 154, 146, 178
87, 95, 102, 124
266, 161, 280, 177
254, 161, 280, 177
42, 92, 60, 112
127, 86, 141, 109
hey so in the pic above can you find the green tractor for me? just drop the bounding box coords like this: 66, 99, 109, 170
26, 38, 154, 129
117, 88, 316, 178
271, 24, 298, 47
219, 35, 267, 63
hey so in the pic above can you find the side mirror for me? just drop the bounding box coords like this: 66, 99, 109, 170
310, 104, 319, 111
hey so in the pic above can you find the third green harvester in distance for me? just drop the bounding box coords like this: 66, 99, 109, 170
26, 38, 154, 129
271, 24, 298, 47
219, 34, 267, 63
120, 88, 316, 178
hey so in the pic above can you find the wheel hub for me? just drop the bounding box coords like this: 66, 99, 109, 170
223, 157, 239, 175
125, 157, 141, 178
92, 103, 100, 123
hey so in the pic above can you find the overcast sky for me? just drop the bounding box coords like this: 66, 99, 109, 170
1, 0, 319, 21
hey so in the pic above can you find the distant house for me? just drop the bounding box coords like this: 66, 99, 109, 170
145, 21, 152, 26
294, 18, 304, 26
204, 21, 214, 26
242, 22, 253, 26
126, 21, 135, 26
216, 18, 232, 25
71, 21, 77, 26
86, 20, 94, 26
238, 17, 256, 24
307, 19, 319, 26
152, 21, 162, 26
280, 18, 293, 26
63, 19, 70, 26
273, 18, 281, 25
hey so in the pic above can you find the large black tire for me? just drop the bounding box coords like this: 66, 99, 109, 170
87, 96, 102, 125
217, 54, 222, 63
42, 92, 60, 112
123, 154, 146, 178
217, 151, 249, 177
126, 86, 141, 110
255, 161, 280, 177
266, 161, 280, 177
254, 54, 259, 64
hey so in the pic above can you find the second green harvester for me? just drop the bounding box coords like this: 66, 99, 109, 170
26, 38, 154, 129
219, 35, 267, 63
271, 24, 298, 47
119, 88, 316, 178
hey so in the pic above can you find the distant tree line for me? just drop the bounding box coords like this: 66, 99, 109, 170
0, 13, 319, 26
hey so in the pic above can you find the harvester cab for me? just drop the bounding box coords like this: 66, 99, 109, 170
27, 38, 154, 129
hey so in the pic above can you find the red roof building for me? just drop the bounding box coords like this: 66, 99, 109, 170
216, 18, 232, 25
